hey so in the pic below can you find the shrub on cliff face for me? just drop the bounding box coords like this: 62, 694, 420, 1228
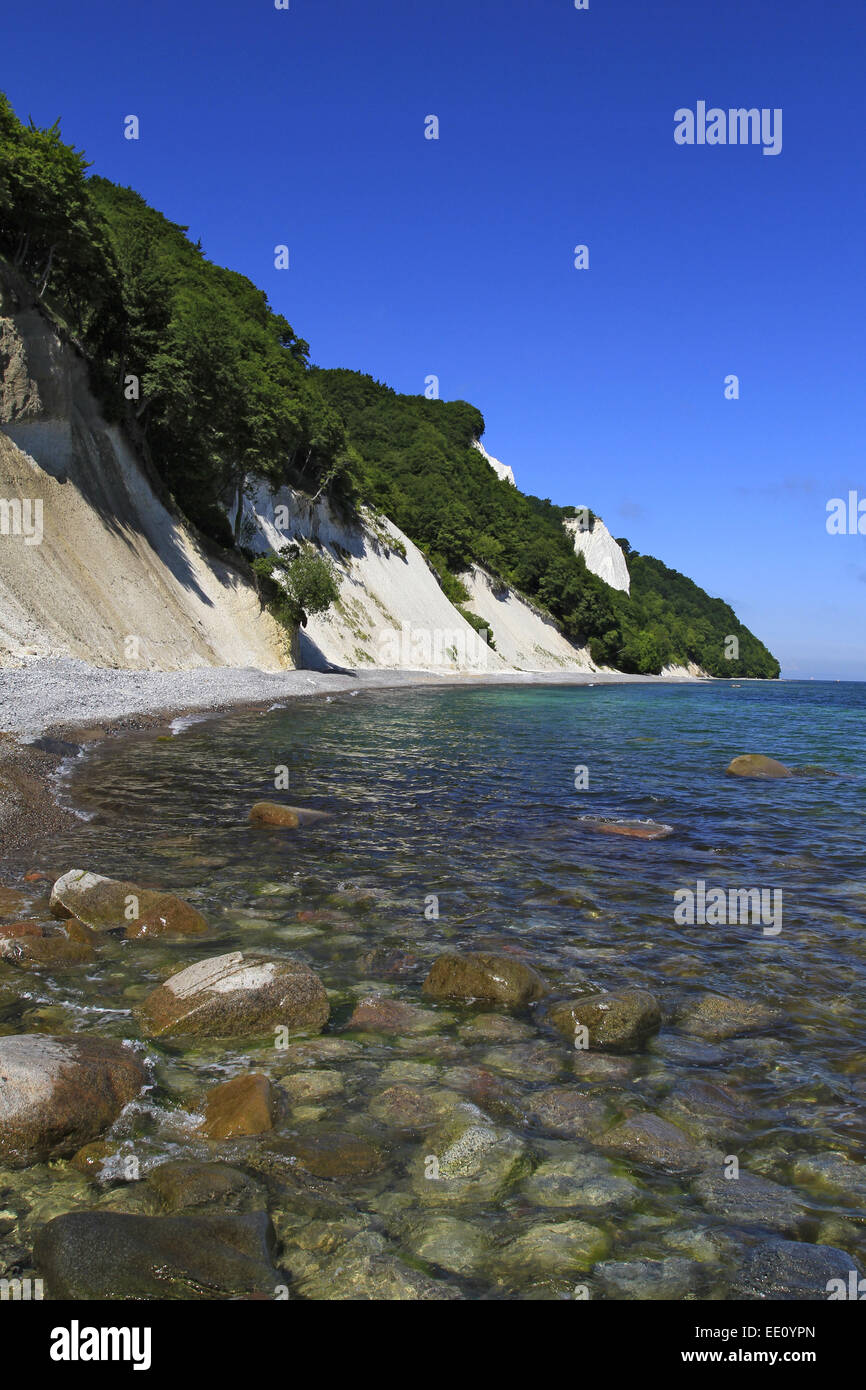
252, 544, 339, 630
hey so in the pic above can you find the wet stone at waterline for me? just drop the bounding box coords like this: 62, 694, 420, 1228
0, 1034, 147, 1165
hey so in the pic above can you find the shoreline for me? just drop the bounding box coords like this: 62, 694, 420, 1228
0, 656, 716, 861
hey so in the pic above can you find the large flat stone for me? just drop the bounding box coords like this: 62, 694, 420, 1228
137, 951, 329, 1038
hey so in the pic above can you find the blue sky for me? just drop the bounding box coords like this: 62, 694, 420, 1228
4, 0, 864, 677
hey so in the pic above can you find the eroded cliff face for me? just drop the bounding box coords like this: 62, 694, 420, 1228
241, 481, 509, 672
459, 565, 597, 672
240, 484, 600, 674
0, 276, 291, 670
564, 513, 631, 594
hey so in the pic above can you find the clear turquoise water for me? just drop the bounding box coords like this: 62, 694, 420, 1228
2, 679, 865, 1298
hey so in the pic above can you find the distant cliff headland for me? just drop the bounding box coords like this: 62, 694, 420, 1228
0, 93, 780, 679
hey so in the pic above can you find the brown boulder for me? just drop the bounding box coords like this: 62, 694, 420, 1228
725, 755, 793, 779
138, 950, 329, 1039
422, 951, 546, 1006
50, 869, 207, 938
201, 1074, 274, 1139
249, 802, 332, 828
0, 1034, 147, 1165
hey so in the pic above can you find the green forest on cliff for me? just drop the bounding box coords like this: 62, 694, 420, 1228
0, 93, 779, 677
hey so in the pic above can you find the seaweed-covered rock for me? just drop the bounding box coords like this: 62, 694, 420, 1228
548, 988, 661, 1053
50, 868, 207, 939
422, 951, 546, 1006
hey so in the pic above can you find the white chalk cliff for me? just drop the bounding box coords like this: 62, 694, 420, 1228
564, 512, 631, 594
473, 438, 515, 486
0, 282, 291, 670
240, 483, 598, 674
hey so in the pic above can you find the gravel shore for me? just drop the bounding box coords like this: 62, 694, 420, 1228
0, 657, 708, 740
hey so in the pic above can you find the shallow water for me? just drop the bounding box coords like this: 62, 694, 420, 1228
2, 680, 865, 1298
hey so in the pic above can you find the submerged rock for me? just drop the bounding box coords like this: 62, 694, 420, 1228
548, 988, 661, 1053
137, 950, 329, 1038
34, 1209, 279, 1299
0, 886, 33, 915
521, 1152, 637, 1210
734, 1238, 862, 1300
602, 1112, 719, 1174
692, 1171, 811, 1236
344, 994, 443, 1034
368, 1084, 446, 1129
404, 1213, 489, 1275
0, 1034, 146, 1165
579, 816, 673, 841
677, 993, 782, 1042
280, 1069, 344, 1104
595, 1256, 705, 1300
70, 1140, 117, 1177
201, 1074, 274, 1139
0, 929, 96, 968
50, 868, 208, 939
146, 1160, 265, 1213
288, 1229, 458, 1300
422, 951, 546, 1006
249, 802, 331, 828
480, 1042, 563, 1082
0, 919, 43, 938
571, 1051, 637, 1082
659, 1079, 746, 1141
790, 1151, 866, 1203
411, 1104, 532, 1204
278, 1037, 362, 1067
457, 1013, 535, 1044
274, 1130, 384, 1179
498, 1219, 610, 1278
725, 755, 793, 779
528, 1087, 610, 1139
